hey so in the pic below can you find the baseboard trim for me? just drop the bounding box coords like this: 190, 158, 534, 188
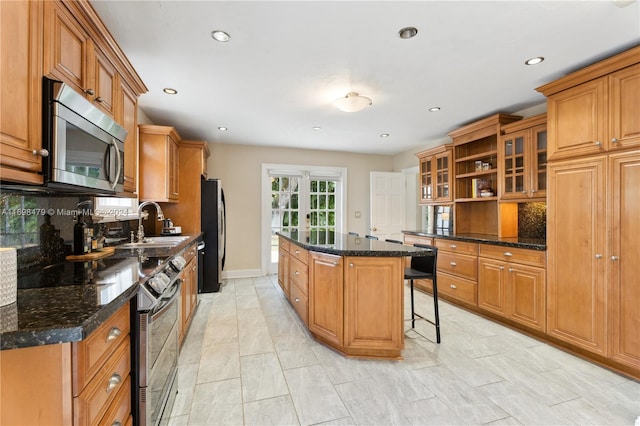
222, 269, 263, 279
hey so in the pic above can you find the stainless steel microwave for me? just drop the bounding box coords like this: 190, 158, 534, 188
43, 77, 126, 194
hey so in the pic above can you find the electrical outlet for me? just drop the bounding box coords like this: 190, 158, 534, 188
355, 211, 361, 218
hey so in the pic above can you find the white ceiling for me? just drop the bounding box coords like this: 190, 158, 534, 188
90, 1, 640, 155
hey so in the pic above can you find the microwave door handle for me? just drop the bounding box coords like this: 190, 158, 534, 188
110, 138, 122, 191
104, 144, 111, 183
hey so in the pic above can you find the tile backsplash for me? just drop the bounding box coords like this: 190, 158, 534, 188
518, 202, 546, 239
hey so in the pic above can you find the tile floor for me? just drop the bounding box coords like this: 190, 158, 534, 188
168, 275, 639, 425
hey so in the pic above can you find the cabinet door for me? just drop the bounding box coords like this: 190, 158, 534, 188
0, 0, 44, 184
500, 131, 528, 200
547, 78, 607, 160
278, 248, 290, 296
478, 259, 507, 316
435, 151, 452, 201
547, 157, 607, 355
343, 257, 403, 355
168, 137, 180, 201
91, 49, 117, 117
530, 124, 548, 199
119, 81, 138, 195
608, 63, 640, 151
608, 151, 640, 369
419, 156, 433, 203
44, 1, 91, 96
308, 252, 343, 347
508, 264, 546, 332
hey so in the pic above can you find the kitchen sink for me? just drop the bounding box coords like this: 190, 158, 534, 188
116, 235, 190, 249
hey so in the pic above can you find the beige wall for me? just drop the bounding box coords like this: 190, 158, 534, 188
207, 143, 394, 274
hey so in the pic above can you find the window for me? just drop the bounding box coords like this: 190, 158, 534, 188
262, 164, 346, 274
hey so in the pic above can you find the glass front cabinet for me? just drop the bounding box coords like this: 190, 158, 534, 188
416, 144, 453, 204
499, 114, 547, 201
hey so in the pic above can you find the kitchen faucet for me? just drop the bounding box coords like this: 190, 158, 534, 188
137, 201, 165, 242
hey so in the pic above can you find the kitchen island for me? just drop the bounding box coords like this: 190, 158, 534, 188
277, 231, 435, 359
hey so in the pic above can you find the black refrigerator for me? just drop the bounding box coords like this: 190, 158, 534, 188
200, 178, 226, 292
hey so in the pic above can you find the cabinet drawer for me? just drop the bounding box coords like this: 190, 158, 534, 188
437, 273, 477, 306
72, 303, 130, 393
74, 338, 131, 426
289, 282, 308, 325
290, 244, 309, 264
279, 237, 290, 252
437, 251, 478, 281
479, 244, 546, 268
183, 242, 197, 263
435, 239, 478, 255
98, 373, 131, 426
404, 234, 433, 246
289, 256, 309, 294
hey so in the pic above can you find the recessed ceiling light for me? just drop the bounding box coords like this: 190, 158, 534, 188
312, 126, 322, 131
399, 27, 418, 39
525, 56, 544, 65
163, 88, 178, 95
380, 133, 390, 138
217, 126, 228, 131
428, 106, 441, 112
211, 30, 230, 42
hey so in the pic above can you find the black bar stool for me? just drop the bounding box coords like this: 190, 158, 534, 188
405, 244, 440, 343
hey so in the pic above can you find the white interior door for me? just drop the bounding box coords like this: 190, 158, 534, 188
369, 172, 406, 241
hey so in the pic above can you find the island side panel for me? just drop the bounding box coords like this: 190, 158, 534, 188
343, 256, 404, 358
308, 252, 344, 348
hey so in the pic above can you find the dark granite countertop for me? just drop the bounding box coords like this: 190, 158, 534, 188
277, 231, 434, 257
0, 234, 202, 351
402, 230, 546, 250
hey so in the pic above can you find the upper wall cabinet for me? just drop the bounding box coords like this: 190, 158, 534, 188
139, 125, 182, 203
498, 114, 547, 201
0, 1, 44, 184
416, 144, 453, 204
537, 46, 640, 160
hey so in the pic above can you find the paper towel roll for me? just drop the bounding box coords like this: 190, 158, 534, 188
0, 247, 17, 306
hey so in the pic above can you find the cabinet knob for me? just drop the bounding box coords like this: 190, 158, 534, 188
450, 261, 457, 266
503, 252, 512, 257
294, 271, 299, 275
595, 254, 603, 259
295, 250, 299, 254
106, 373, 122, 392
522, 190, 527, 194
32, 148, 49, 157
94, 96, 104, 103
611, 255, 619, 261
349, 263, 354, 268
611, 137, 619, 144
499, 266, 505, 270
450, 284, 457, 289
106, 327, 121, 342
531, 189, 538, 193
84, 88, 95, 96
112, 422, 122, 426
295, 298, 300, 303
508, 268, 514, 272
595, 140, 602, 147
450, 244, 457, 249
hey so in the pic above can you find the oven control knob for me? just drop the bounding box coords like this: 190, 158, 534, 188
169, 256, 186, 272
148, 272, 170, 294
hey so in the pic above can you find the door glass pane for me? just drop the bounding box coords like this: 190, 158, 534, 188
515, 137, 524, 154
271, 176, 301, 262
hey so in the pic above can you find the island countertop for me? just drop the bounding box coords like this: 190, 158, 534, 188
276, 231, 434, 257
402, 230, 546, 251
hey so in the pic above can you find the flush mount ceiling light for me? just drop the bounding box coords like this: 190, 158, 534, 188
333, 92, 372, 112
399, 27, 418, 39
163, 88, 178, 95
211, 30, 230, 42
428, 106, 441, 112
525, 56, 545, 65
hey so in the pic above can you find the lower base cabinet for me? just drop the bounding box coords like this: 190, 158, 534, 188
308, 252, 343, 347
179, 244, 198, 347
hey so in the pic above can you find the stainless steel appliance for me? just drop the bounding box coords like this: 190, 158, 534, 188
136, 254, 185, 426
200, 178, 226, 292
42, 77, 126, 194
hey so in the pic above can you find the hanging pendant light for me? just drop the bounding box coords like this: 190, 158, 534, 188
333, 92, 372, 112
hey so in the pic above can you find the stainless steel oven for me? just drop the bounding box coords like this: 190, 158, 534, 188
43, 77, 125, 194
137, 255, 185, 426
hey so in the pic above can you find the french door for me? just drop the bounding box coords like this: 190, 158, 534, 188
263, 164, 346, 274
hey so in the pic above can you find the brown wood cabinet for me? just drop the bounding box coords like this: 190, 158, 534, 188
118, 80, 139, 195
308, 252, 344, 348
538, 47, 640, 160
434, 239, 478, 307
0, 0, 45, 184
478, 245, 546, 332
277, 238, 290, 296
288, 245, 309, 325
0, 303, 132, 425
159, 141, 210, 235
416, 144, 453, 204
179, 244, 198, 346
139, 125, 182, 203
499, 114, 547, 201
